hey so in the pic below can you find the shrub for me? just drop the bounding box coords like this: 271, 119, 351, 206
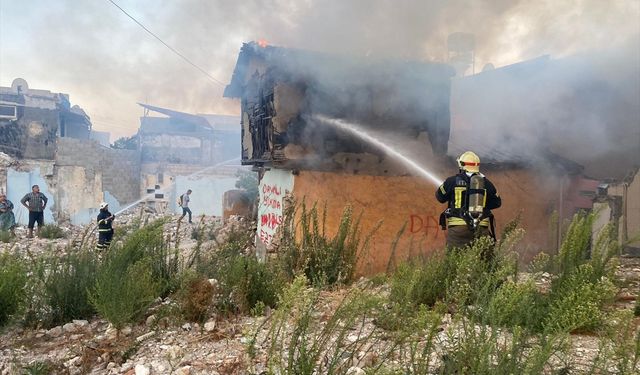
216, 253, 281, 315
543, 264, 617, 333
178, 274, 215, 323
39, 249, 99, 327
90, 248, 161, 330
278, 202, 374, 286
483, 279, 546, 330
438, 322, 568, 375
119, 219, 180, 297
0, 252, 28, 327
258, 276, 393, 374
0, 230, 12, 243
22, 246, 100, 329
22, 360, 63, 375
38, 224, 65, 239
381, 251, 453, 331
191, 224, 282, 315
589, 311, 640, 374
553, 212, 595, 276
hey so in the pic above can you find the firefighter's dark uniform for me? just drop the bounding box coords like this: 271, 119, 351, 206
436, 173, 501, 248
96, 210, 115, 250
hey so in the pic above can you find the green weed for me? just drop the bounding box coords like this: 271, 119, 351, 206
278, 202, 376, 286
37, 224, 65, 239
0, 252, 27, 327
38, 249, 99, 327
90, 240, 161, 330
0, 230, 13, 243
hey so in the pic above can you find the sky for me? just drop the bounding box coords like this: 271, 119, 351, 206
0, 0, 638, 141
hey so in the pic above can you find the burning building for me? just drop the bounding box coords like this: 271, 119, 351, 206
225, 42, 461, 271
225, 42, 639, 273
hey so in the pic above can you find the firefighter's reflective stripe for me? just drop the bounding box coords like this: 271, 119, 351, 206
447, 217, 490, 227
482, 189, 487, 207
439, 184, 446, 195
98, 229, 111, 232
454, 187, 465, 208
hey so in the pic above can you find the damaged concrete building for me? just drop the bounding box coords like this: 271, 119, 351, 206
225, 42, 640, 273
0, 78, 140, 224
137, 103, 242, 217
0, 80, 242, 224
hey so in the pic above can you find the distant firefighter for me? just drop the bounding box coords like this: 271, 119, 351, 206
436, 151, 501, 249
96, 202, 115, 251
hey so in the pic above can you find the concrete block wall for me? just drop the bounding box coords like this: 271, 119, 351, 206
56, 137, 141, 206
101, 148, 140, 205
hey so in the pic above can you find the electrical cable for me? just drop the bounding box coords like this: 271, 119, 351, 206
105, 0, 225, 87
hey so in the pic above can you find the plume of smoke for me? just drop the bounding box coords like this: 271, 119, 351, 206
0, 0, 637, 145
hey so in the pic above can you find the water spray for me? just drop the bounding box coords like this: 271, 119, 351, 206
314, 115, 443, 187
114, 157, 242, 216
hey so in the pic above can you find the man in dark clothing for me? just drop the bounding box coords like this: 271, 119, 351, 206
21, 184, 48, 238
178, 189, 193, 224
96, 202, 115, 251
436, 151, 501, 249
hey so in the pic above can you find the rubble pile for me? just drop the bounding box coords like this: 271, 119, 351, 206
0, 152, 17, 169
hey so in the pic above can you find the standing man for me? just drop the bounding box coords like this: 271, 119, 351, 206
436, 151, 501, 249
96, 202, 115, 251
21, 184, 48, 238
178, 189, 193, 224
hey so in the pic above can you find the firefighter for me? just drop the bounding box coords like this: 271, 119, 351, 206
96, 202, 115, 251
436, 151, 501, 249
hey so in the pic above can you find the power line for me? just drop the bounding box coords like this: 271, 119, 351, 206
105, 0, 226, 87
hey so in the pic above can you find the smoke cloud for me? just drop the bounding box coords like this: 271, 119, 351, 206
0, 0, 637, 150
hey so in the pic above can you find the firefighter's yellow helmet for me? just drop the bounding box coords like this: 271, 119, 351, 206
457, 151, 480, 173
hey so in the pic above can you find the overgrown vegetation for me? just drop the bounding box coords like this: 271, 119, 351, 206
278, 202, 374, 286
1, 205, 637, 373
0, 252, 27, 328
252, 211, 635, 373
37, 224, 65, 239
110, 134, 138, 150
178, 273, 215, 323
36, 249, 99, 327
192, 226, 282, 315
89, 221, 172, 329
0, 230, 13, 243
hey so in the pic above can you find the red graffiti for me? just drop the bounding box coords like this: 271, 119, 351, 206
262, 184, 282, 196
260, 213, 282, 230
262, 197, 281, 209
409, 214, 440, 238
259, 229, 273, 244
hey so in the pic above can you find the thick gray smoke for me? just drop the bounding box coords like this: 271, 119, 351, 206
448, 34, 640, 179
0, 0, 637, 151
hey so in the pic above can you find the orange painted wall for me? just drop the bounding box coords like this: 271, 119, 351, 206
291, 169, 562, 275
